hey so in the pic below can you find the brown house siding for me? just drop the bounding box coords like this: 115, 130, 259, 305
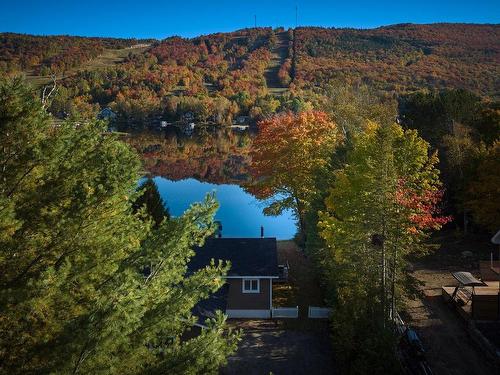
226, 278, 271, 310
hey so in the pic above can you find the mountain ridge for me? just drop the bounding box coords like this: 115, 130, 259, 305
1, 23, 498, 126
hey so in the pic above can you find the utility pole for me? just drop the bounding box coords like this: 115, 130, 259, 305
295, 5, 298, 28
254, 15, 257, 28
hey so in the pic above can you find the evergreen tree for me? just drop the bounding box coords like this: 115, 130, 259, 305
134, 177, 170, 227
0, 78, 239, 374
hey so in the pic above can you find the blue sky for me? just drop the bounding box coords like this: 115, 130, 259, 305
2, 0, 499, 39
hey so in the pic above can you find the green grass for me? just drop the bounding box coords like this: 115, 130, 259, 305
24, 45, 150, 88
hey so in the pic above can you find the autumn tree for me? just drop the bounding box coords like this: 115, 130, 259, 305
302, 82, 398, 136
247, 111, 342, 237
400, 89, 500, 232
0, 78, 239, 374
466, 141, 500, 231
278, 58, 292, 86
316, 122, 450, 373
441, 123, 482, 233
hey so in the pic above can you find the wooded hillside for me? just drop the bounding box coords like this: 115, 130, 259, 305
1, 24, 498, 126
293, 24, 500, 98
0, 33, 154, 74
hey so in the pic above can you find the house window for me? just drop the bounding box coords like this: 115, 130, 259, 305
242, 278, 260, 293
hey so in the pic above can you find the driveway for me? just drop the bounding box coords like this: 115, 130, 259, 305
222, 320, 335, 375
222, 241, 335, 375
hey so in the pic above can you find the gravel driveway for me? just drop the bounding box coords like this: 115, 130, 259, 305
222, 320, 335, 375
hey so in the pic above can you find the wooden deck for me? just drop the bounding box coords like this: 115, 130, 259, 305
442, 282, 500, 321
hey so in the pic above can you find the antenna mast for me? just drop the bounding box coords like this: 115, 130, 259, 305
295, 5, 298, 28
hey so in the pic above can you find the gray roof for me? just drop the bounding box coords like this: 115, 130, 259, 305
189, 238, 279, 277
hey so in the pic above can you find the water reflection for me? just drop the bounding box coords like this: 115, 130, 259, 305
129, 127, 297, 239
128, 126, 252, 184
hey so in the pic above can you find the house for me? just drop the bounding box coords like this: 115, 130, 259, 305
98, 107, 117, 121
189, 237, 279, 319
183, 122, 196, 135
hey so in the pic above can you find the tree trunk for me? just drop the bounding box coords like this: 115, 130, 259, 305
390, 244, 397, 322
381, 240, 386, 327
294, 195, 307, 244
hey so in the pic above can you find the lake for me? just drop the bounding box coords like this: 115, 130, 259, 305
130, 128, 297, 240
154, 177, 296, 239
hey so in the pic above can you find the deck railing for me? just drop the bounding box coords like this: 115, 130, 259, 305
308, 306, 332, 319
271, 306, 299, 318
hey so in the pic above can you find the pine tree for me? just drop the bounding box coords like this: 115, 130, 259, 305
0, 78, 239, 374
134, 177, 170, 227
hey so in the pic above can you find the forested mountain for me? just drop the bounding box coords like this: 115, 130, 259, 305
0, 33, 154, 74
1, 24, 498, 127
293, 24, 500, 98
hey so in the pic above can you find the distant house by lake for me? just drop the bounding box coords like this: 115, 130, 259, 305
235, 115, 250, 125
231, 115, 251, 131
98, 108, 117, 121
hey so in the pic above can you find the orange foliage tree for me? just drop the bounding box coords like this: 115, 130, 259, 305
247, 111, 342, 235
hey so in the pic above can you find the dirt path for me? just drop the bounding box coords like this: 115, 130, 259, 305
264, 32, 289, 95
404, 232, 498, 375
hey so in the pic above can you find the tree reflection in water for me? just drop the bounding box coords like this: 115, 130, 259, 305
128, 125, 252, 184
128, 126, 297, 239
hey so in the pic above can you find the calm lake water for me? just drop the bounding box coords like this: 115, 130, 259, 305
130, 128, 297, 239
153, 177, 296, 240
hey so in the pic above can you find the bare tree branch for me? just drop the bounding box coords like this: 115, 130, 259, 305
41, 75, 57, 109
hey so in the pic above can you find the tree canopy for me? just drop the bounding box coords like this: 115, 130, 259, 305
313, 122, 450, 373
0, 78, 239, 374
399, 89, 500, 232
246, 111, 342, 237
